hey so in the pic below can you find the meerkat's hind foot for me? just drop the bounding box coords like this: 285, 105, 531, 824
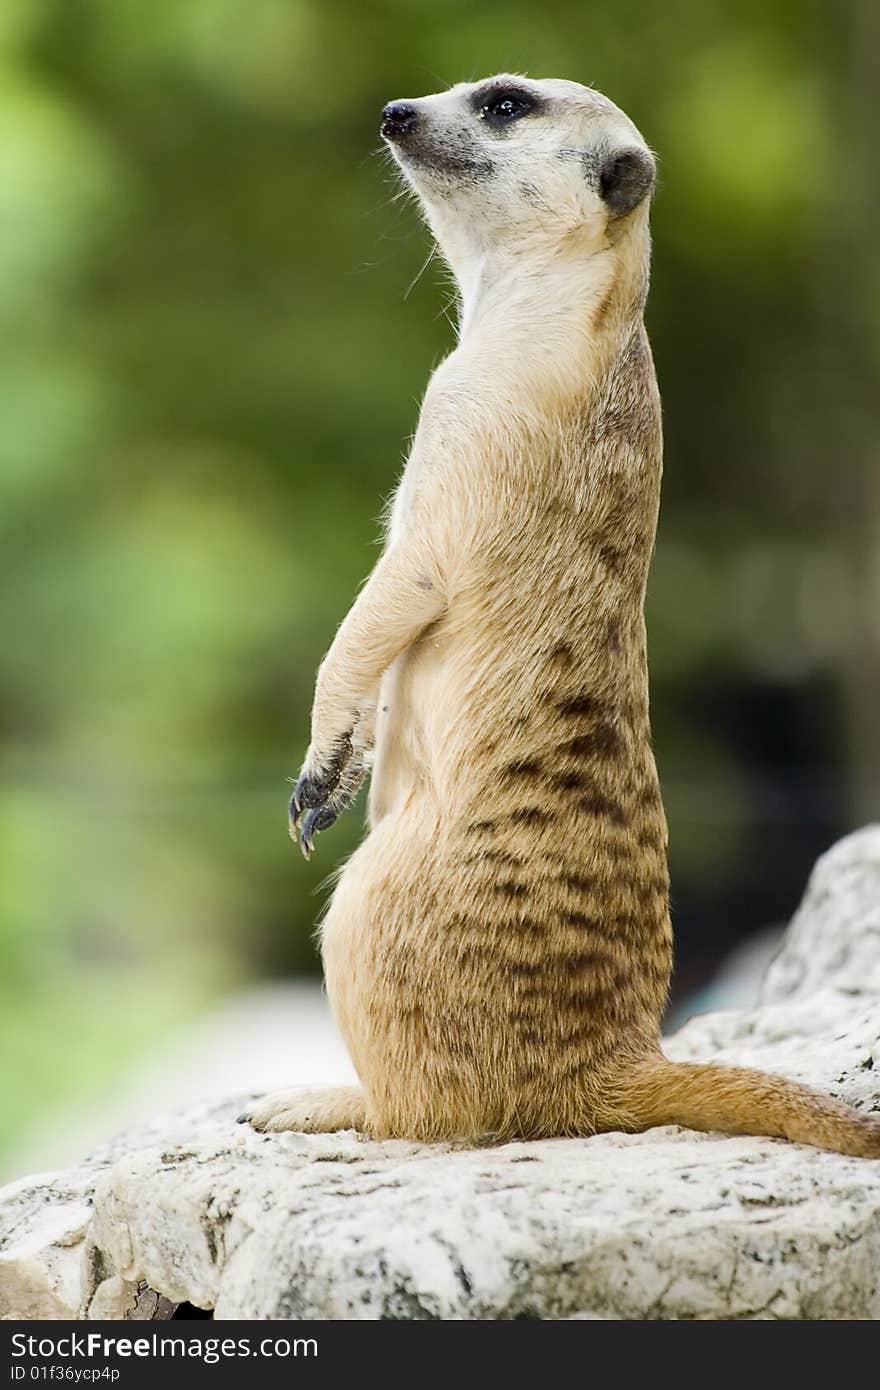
237, 1084, 367, 1135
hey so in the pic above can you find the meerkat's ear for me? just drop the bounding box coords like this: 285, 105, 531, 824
598, 147, 656, 218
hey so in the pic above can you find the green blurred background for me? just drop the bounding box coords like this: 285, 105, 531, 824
1, 0, 878, 1171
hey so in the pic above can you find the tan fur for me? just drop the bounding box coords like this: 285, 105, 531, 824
243, 76, 880, 1158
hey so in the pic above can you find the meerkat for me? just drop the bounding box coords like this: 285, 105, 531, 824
241, 76, 880, 1157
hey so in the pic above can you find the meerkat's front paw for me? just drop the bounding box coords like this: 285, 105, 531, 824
289, 722, 375, 858
289, 734, 353, 857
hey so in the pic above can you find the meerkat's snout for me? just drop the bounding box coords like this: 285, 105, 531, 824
381, 101, 419, 141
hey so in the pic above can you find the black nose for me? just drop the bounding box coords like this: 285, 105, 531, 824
381, 102, 418, 140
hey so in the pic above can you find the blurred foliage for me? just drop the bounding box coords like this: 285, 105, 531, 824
1, 1, 878, 1163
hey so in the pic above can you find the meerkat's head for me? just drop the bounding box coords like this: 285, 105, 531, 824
381, 75, 655, 287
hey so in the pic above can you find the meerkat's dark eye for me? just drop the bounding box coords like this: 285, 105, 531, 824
484, 94, 532, 122
474, 87, 539, 127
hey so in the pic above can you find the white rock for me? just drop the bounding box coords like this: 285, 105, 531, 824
2, 828, 879, 1321
761, 825, 880, 1003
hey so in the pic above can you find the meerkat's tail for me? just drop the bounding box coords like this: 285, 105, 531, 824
614, 1058, 880, 1158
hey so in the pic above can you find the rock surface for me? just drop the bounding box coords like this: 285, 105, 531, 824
2, 827, 880, 1321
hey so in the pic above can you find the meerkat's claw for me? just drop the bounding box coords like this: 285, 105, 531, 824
300, 805, 338, 859
290, 736, 352, 813
288, 769, 332, 847
288, 787, 304, 841
288, 733, 360, 851
290, 769, 323, 816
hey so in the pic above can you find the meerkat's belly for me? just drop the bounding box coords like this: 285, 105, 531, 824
368, 660, 426, 824
367, 619, 457, 824
322, 833, 668, 1139
323, 583, 673, 1136
322, 751, 671, 1138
